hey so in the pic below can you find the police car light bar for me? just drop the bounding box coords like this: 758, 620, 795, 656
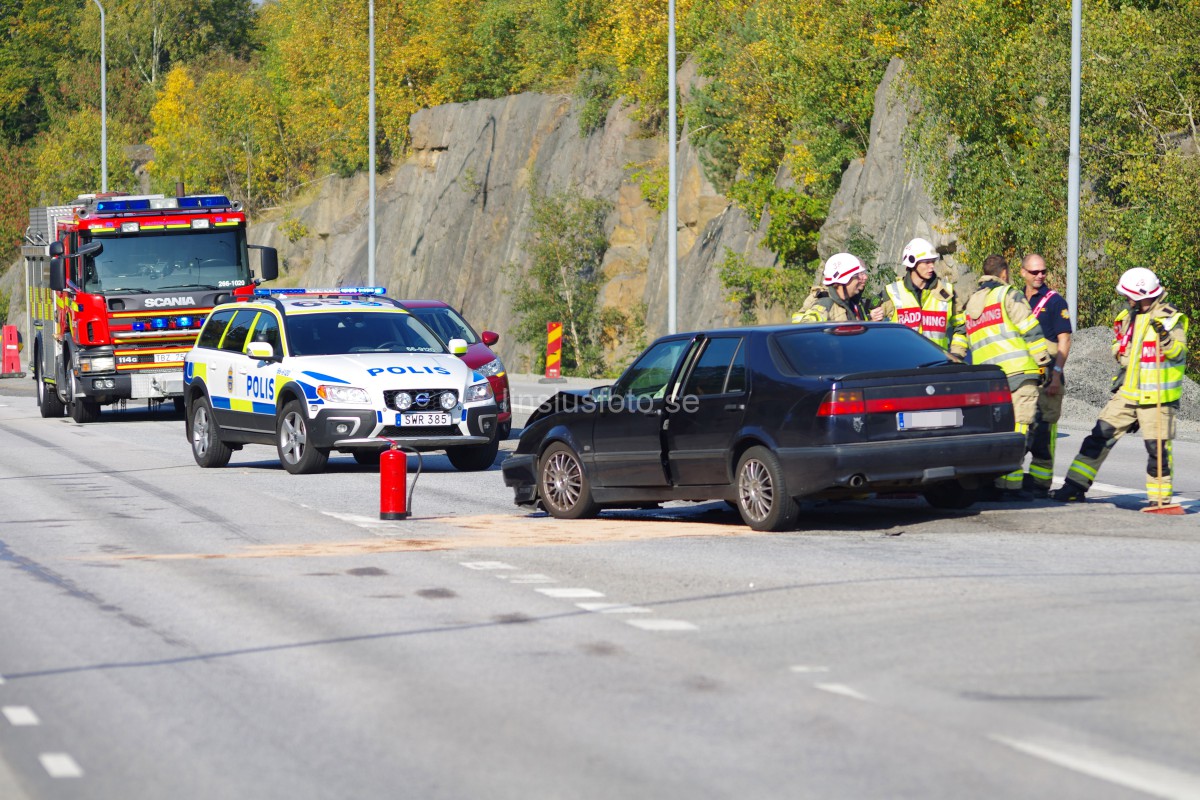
254, 287, 388, 297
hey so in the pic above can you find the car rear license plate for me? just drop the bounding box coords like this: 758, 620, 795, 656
398, 412, 451, 426
897, 409, 963, 430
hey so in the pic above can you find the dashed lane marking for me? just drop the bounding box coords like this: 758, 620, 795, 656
814, 683, 872, 702
576, 602, 653, 614
536, 588, 605, 599
2, 706, 39, 726
990, 735, 1200, 799
39, 753, 83, 778
508, 574, 557, 584
789, 665, 832, 674
625, 619, 698, 631
460, 561, 517, 570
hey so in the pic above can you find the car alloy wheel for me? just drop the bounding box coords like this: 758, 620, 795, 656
735, 446, 800, 532
191, 396, 232, 468
538, 442, 598, 519
277, 400, 329, 474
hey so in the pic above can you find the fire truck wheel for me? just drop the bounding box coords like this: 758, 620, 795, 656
35, 358, 65, 418
190, 396, 232, 468
66, 367, 101, 423
277, 400, 329, 474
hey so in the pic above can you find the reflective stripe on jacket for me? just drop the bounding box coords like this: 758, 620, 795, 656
1113, 305, 1189, 404
964, 284, 1046, 379
884, 280, 961, 351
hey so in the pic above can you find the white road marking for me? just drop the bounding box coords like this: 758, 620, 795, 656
509, 574, 556, 584
536, 588, 605, 599
320, 511, 396, 529
789, 665, 831, 674
2, 706, 39, 726
990, 735, 1200, 799
0, 674, 5, 684
814, 683, 872, 702
460, 561, 517, 570
576, 602, 653, 614
39, 753, 83, 778
625, 619, 698, 631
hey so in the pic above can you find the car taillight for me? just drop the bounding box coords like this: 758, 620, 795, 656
817, 390, 865, 416
829, 325, 867, 336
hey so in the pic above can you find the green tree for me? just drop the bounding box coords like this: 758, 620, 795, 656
507, 184, 613, 376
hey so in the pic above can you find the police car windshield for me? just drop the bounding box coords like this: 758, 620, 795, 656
286, 312, 446, 356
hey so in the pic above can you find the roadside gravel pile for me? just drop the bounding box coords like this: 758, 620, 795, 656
1060, 325, 1200, 439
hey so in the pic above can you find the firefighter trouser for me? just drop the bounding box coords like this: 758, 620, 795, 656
1063, 394, 1177, 502
1026, 378, 1064, 490
998, 380, 1040, 491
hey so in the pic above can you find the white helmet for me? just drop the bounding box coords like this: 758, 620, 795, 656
1116, 267, 1164, 301
822, 253, 866, 285
901, 237, 938, 269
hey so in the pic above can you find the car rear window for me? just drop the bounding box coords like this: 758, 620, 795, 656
774, 325, 951, 376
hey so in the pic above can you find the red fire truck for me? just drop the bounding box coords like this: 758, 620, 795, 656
23, 192, 278, 422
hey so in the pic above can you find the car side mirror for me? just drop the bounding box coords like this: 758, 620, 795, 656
481, 331, 499, 347
588, 385, 611, 402
246, 341, 275, 360
448, 337, 468, 356
50, 257, 65, 291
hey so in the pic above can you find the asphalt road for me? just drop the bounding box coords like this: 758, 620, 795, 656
0, 376, 1198, 800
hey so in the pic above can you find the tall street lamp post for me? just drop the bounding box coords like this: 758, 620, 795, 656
93, 0, 107, 193
368, 0, 377, 285
1066, 0, 1081, 329
667, 0, 677, 334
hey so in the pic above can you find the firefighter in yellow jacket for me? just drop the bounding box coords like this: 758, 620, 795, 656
964, 255, 1053, 500
876, 237, 968, 359
1051, 268, 1190, 504
791, 253, 875, 323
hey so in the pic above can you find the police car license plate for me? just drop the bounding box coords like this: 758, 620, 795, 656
897, 409, 963, 430
398, 412, 451, 427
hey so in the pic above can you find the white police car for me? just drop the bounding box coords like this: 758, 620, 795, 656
183, 287, 499, 474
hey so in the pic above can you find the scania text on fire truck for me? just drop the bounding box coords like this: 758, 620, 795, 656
22, 192, 279, 423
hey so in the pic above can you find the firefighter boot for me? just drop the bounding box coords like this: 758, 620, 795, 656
1050, 481, 1088, 503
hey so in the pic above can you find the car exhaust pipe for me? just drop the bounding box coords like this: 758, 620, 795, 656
848, 473, 867, 488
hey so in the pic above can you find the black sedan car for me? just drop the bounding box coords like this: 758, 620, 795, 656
502, 322, 1026, 531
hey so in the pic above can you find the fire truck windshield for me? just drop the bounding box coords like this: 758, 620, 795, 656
81, 229, 251, 294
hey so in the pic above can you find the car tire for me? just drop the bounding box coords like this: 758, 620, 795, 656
35, 356, 65, 418
538, 442, 599, 519
353, 450, 382, 466
923, 481, 979, 510
277, 400, 329, 474
446, 436, 500, 471
498, 421, 512, 441
190, 395, 233, 468
735, 446, 800, 532
67, 369, 101, 423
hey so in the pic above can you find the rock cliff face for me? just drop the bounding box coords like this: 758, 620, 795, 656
250, 89, 773, 371
3, 59, 956, 373
818, 58, 964, 283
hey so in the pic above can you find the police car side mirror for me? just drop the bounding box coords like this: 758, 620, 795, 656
246, 341, 275, 361
448, 338, 468, 356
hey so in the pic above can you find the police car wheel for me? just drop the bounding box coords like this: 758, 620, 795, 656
191, 396, 232, 468
446, 437, 500, 471
537, 442, 599, 519
277, 400, 329, 475
353, 450, 381, 466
